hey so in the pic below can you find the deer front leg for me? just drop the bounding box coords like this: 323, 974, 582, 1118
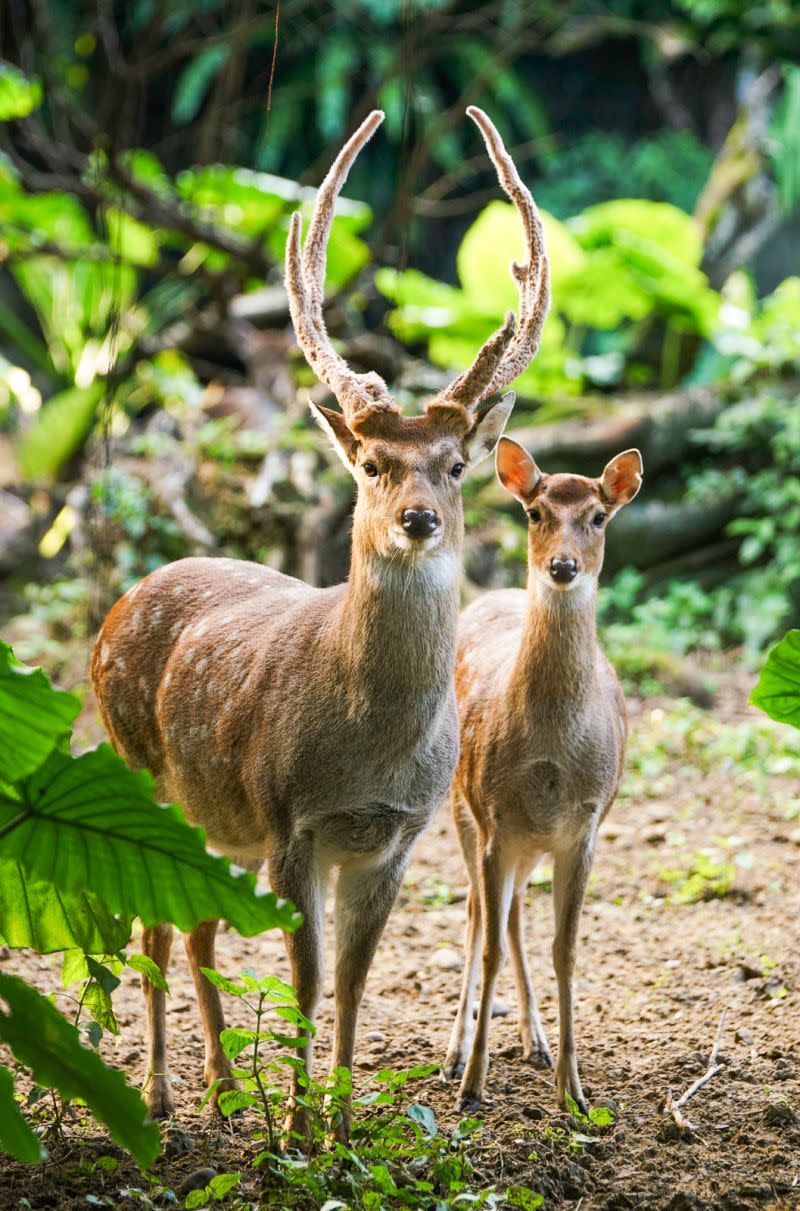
269, 842, 326, 1142
141, 923, 175, 1119
508, 884, 553, 1069
329, 848, 412, 1141
442, 886, 481, 1081
457, 844, 514, 1111
552, 833, 595, 1115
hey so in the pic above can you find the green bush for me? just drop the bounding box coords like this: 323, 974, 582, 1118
0, 642, 300, 1166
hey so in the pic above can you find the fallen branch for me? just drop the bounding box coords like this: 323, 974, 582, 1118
664, 1007, 728, 1135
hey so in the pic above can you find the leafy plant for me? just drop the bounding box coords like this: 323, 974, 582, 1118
749, 630, 800, 729
202, 966, 545, 1209
378, 195, 722, 401
0, 642, 300, 1165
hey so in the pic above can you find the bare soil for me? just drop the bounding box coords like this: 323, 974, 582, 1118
2, 674, 800, 1209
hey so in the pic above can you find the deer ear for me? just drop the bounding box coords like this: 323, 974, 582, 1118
496, 436, 543, 505
309, 401, 359, 474
600, 448, 643, 506
463, 391, 516, 468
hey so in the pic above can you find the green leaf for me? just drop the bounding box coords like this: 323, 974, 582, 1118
127, 953, 169, 992
83, 981, 119, 1035
0, 1064, 44, 1163
18, 382, 106, 481
172, 46, 231, 125
0, 860, 132, 954
749, 630, 800, 729
201, 968, 246, 997
505, 1186, 544, 1210
406, 1102, 437, 1137
0, 745, 302, 937
217, 1089, 258, 1117
0, 972, 159, 1168
219, 1027, 256, 1060
0, 643, 79, 781
0, 64, 42, 121
209, 1172, 241, 1199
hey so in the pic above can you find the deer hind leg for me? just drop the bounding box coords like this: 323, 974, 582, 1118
183, 920, 235, 1104
457, 842, 515, 1111
329, 846, 412, 1140
141, 923, 175, 1118
443, 798, 482, 1081
508, 868, 553, 1069
552, 833, 596, 1115
268, 841, 326, 1141
182, 858, 265, 1111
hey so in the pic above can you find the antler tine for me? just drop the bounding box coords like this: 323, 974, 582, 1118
467, 106, 550, 404
285, 110, 396, 424
430, 108, 550, 417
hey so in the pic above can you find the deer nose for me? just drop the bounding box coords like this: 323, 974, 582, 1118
550, 558, 577, 584
401, 508, 439, 539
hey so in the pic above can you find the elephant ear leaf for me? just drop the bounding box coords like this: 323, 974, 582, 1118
0, 642, 79, 781
749, 630, 800, 730
0, 973, 160, 1168
0, 1064, 44, 1163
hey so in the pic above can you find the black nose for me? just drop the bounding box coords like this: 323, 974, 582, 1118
401, 508, 438, 539
550, 558, 577, 583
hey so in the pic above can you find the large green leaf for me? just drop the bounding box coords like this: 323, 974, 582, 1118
18, 382, 106, 480
0, 1064, 44, 1163
749, 630, 800, 729
0, 859, 133, 954
0, 642, 79, 781
0, 972, 159, 1168
0, 64, 42, 121
0, 745, 301, 937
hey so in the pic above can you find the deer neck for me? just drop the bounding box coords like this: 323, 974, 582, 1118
333, 531, 461, 696
511, 574, 598, 706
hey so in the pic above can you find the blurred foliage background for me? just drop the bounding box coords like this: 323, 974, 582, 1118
0, 0, 799, 701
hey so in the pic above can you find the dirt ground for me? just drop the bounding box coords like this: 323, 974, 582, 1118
2, 670, 800, 1210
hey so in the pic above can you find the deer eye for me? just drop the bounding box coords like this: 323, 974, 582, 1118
528, 508, 541, 524
450, 462, 465, 479
592, 511, 606, 527
362, 462, 379, 478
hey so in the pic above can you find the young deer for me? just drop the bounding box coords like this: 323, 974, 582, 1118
442, 438, 643, 1114
90, 107, 550, 1136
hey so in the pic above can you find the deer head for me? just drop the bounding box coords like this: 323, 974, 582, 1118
496, 438, 643, 591
286, 107, 550, 563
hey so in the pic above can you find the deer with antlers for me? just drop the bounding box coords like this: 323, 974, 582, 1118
91, 107, 549, 1137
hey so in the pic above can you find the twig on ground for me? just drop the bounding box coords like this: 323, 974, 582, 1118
664, 1006, 728, 1135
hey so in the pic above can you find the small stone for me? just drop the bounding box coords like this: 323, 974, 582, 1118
736, 1026, 754, 1045
162, 1124, 195, 1158
0, 944, 10, 961
178, 1168, 216, 1196
123, 1048, 141, 1064
789, 827, 800, 846
431, 947, 462, 972
471, 1000, 509, 1018
365, 1030, 387, 1043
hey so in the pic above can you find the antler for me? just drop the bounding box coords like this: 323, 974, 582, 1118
428, 107, 550, 416
285, 110, 397, 426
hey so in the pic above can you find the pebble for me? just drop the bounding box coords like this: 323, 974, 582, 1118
178, 1168, 216, 1196
431, 947, 462, 972
365, 1030, 387, 1043
736, 1026, 754, 1045
162, 1124, 195, 1158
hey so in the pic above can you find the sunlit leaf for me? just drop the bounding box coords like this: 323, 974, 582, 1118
0, 1064, 44, 1163
0, 642, 78, 780
749, 630, 800, 729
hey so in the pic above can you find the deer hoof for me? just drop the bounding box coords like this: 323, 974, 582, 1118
440, 1056, 465, 1082
147, 1077, 176, 1120
522, 1040, 554, 1070
457, 1090, 483, 1115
